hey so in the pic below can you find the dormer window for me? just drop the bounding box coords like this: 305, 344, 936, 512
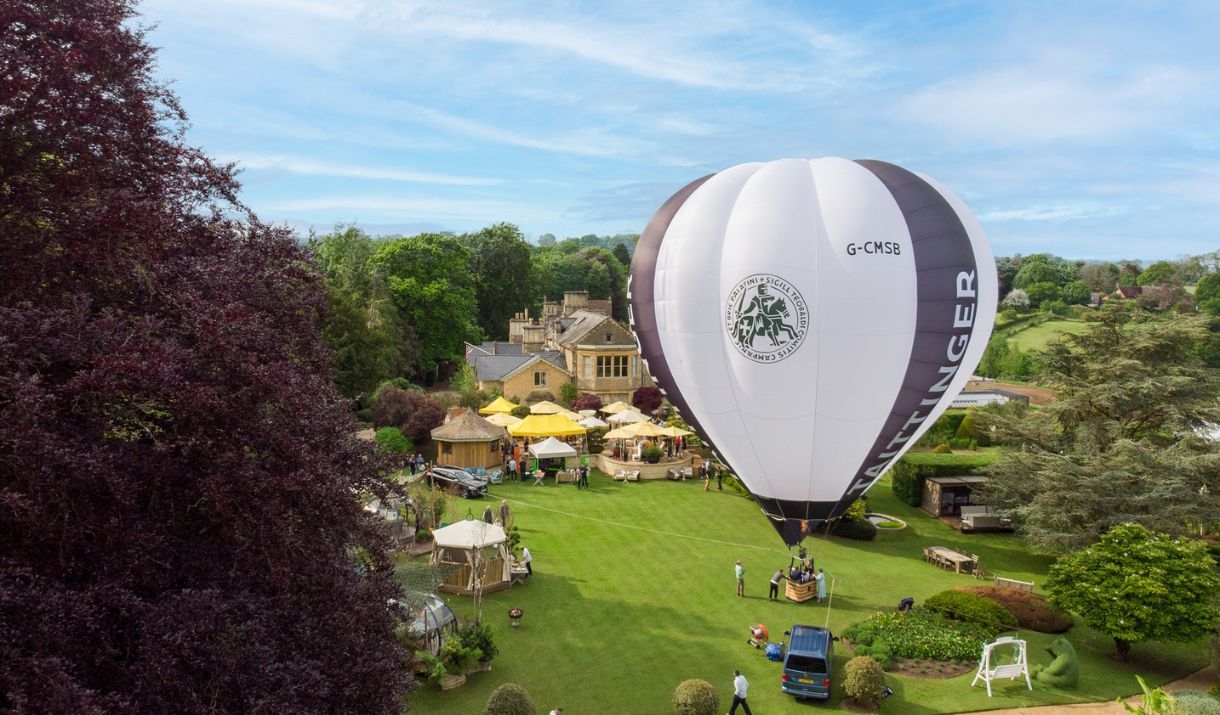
605, 332, 613, 343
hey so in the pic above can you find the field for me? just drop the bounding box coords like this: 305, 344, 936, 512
401, 473, 1208, 713
1003, 319, 1090, 353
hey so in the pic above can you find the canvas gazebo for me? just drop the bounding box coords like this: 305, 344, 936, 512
507, 414, 587, 438
431, 520, 511, 596
430, 410, 508, 471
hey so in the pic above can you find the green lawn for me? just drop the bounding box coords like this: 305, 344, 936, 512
401, 472, 1208, 713
1005, 319, 1090, 352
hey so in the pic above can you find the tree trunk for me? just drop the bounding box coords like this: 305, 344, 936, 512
1114, 637, 1131, 662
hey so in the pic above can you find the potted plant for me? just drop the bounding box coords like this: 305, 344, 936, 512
459, 621, 498, 671
437, 635, 479, 689
642, 445, 664, 464
508, 607, 523, 628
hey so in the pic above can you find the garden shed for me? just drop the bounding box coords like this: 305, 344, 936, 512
920, 475, 990, 517
431, 519, 511, 596
430, 410, 508, 472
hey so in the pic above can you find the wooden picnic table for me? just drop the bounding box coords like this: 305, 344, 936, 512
926, 546, 975, 574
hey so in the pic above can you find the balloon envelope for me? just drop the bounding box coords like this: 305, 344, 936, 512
629, 158, 996, 545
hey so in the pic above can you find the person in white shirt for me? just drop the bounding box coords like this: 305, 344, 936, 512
522, 546, 532, 575
729, 669, 752, 715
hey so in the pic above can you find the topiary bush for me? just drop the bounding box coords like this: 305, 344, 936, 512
484, 682, 537, 715
672, 678, 720, 715
831, 517, 877, 541
843, 655, 887, 705
1171, 690, 1220, 715
925, 590, 1018, 634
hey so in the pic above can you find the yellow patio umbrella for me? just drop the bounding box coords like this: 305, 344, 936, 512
528, 400, 566, 415
607, 409, 648, 424
484, 412, 522, 427
556, 409, 583, 422
479, 396, 520, 415
508, 413, 587, 438
623, 422, 666, 438
603, 425, 640, 439
659, 425, 694, 437
600, 400, 637, 415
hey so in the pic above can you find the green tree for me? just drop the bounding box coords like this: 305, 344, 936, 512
1046, 524, 1219, 661
1062, 280, 1092, 306
1137, 260, 1179, 287
1078, 261, 1121, 293
977, 308, 1220, 552
1024, 281, 1061, 308
370, 234, 484, 380
461, 223, 534, 340
1013, 254, 1075, 290
1195, 273, 1220, 315
312, 225, 419, 394
451, 362, 489, 411
612, 242, 632, 267
484, 682, 537, 715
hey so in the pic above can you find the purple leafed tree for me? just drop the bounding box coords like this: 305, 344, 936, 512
0, 2, 410, 712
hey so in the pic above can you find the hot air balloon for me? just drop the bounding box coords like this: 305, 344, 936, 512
629, 158, 996, 545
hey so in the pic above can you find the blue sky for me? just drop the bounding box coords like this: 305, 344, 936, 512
140, 0, 1220, 261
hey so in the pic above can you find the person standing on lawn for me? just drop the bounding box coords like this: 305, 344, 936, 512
816, 568, 826, 602
522, 546, 532, 575
735, 560, 745, 597
729, 670, 753, 715
769, 568, 784, 601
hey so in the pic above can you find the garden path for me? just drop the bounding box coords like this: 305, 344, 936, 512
964, 666, 1215, 715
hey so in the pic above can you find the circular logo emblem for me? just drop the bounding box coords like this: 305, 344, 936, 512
725, 274, 809, 363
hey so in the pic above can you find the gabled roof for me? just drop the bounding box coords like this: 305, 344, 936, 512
473, 351, 570, 382
431, 410, 509, 442
550, 310, 627, 348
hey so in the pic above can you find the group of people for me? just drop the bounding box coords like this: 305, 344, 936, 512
405, 453, 427, 475
730, 557, 828, 602
700, 460, 724, 492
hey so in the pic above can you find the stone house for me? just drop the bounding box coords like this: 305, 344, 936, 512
467, 291, 652, 404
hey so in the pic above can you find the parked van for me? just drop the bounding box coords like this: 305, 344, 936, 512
780, 624, 834, 700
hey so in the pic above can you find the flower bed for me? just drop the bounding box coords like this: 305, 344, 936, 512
843, 609, 990, 666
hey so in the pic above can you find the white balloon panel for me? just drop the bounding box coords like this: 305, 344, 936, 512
631, 158, 996, 544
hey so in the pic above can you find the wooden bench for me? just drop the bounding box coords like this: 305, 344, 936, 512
994, 576, 1035, 592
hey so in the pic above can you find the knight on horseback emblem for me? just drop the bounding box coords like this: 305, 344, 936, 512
725, 274, 809, 363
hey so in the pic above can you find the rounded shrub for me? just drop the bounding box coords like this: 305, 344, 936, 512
374, 426, 413, 456
1172, 690, 1220, 715
843, 655, 887, 704
831, 517, 877, 541
484, 682, 537, 715
925, 590, 1018, 633
672, 678, 720, 715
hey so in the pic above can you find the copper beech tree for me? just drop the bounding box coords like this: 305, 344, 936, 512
1, 1, 410, 712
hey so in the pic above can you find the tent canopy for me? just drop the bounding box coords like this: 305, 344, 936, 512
508, 413, 587, 437
528, 400, 566, 414
579, 415, 608, 428
432, 519, 507, 548
479, 396, 521, 415
528, 436, 578, 459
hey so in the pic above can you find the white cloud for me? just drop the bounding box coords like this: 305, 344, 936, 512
227, 154, 500, 186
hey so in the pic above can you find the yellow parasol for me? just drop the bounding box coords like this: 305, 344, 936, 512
479, 396, 521, 415
528, 400, 567, 415
484, 412, 522, 427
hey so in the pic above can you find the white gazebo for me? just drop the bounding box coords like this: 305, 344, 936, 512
431, 519, 511, 596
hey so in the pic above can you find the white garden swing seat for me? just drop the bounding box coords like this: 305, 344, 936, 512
971, 636, 1033, 697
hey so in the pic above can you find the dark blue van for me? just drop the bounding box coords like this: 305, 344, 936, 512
780, 624, 834, 700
